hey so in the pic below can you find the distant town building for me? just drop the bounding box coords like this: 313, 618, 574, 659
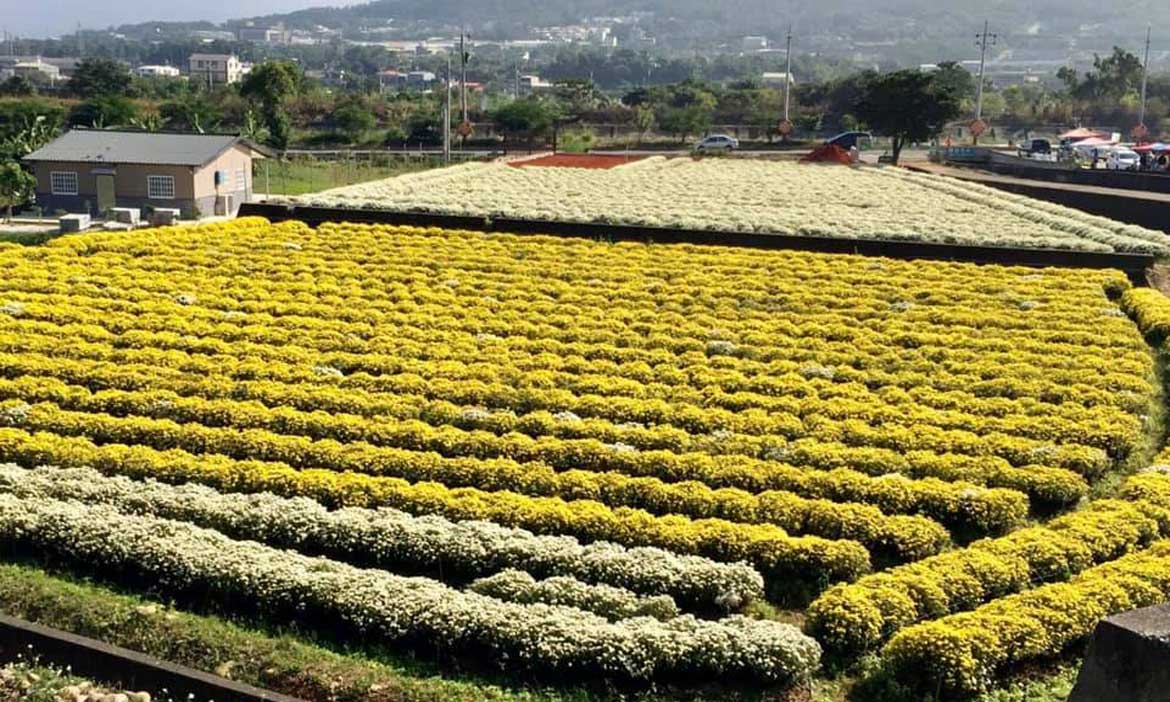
519, 74, 553, 95
0, 56, 83, 83
406, 70, 437, 88
238, 22, 288, 45
188, 54, 247, 86
41, 57, 82, 78
621, 26, 655, 50
742, 35, 769, 51
761, 72, 797, 88
13, 59, 61, 85
190, 30, 237, 42
24, 129, 270, 219
135, 65, 182, 78
378, 69, 439, 92
318, 66, 349, 86
378, 69, 406, 92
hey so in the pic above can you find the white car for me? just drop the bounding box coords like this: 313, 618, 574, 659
694, 135, 739, 152
1105, 149, 1140, 170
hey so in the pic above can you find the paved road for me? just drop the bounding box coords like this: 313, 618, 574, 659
908, 161, 1170, 204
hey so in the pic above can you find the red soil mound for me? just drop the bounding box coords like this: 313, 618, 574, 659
510, 154, 645, 169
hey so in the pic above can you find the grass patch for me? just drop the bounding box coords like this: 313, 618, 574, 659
975, 665, 1078, 702
255, 157, 444, 196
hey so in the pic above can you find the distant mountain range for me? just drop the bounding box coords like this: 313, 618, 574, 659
239, 0, 1170, 41
101, 0, 1170, 67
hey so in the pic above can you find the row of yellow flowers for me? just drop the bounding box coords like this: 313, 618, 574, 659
805, 470, 1170, 654
0, 326, 1133, 453
0, 283, 1149, 427
1, 258, 1141, 358
881, 485, 1170, 695
0, 426, 869, 590
0, 367, 1044, 536
0, 337, 1108, 500
26, 218, 1134, 308
0, 318, 1139, 476
4, 224, 1148, 367
0, 398, 951, 562
0, 363, 1039, 527
0, 281, 1149, 409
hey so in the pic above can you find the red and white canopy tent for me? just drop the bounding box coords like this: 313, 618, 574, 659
1068, 136, 1118, 148
1058, 127, 1108, 142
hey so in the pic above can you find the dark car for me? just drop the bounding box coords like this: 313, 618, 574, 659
1017, 138, 1052, 156
826, 131, 872, 150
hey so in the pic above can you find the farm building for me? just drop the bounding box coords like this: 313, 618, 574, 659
23, 129, 269, 219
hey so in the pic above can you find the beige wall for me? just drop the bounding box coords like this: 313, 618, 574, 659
193, 144, 253, 198
33, 160, 197, 199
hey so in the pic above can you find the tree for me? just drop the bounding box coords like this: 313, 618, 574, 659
0, 76, 35, 97
241, 61, 302, 150
491, 98, 557, 136
0, 111, 60, 160
1082, 48, 1143, 101
160, 94, 221, 133
240, 61, 302, 108
634, 106, 656, 143
658, 105, 711, 142
0, 162, 35, 222
332, 100, 376, 143
1056, 66, 1079, 94
552, 79, 608, 117
932, 61, 975, 103
240, 109, 271, 144
856, 69, 962, 164
129, 109, 165, 132
70, 58, 133, 99
68, 95, 140, 129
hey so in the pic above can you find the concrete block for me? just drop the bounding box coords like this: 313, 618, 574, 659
109, 207, 140, 225
1070, 604, 1170, 702
58, 214, 90, 234
150, 208, 181, 227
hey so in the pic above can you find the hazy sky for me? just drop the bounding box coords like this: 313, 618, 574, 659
3, 0, 369, 39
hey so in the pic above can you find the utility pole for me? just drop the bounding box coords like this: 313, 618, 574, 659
459, 31, 468, 126
1138, 25, 1152, 140
973, 20, 997, 144
783, 26, 793, 122
443, 52, 452, 164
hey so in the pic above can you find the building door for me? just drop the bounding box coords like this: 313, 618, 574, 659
95, 174, 116, 213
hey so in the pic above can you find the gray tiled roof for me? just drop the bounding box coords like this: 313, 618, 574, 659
23, 130, 244, 166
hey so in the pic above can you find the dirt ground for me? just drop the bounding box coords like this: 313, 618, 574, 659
1147, 263, 1170, 295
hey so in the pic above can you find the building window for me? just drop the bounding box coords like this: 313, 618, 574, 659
235, 168, 246, 189
147, 175, 175, 199
50, 171, 78, 196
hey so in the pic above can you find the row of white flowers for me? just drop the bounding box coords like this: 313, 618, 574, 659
469, 569, 680, 621
0, 494, 821, 683
293, 159, 1169, 254
0, 465, 763, 609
